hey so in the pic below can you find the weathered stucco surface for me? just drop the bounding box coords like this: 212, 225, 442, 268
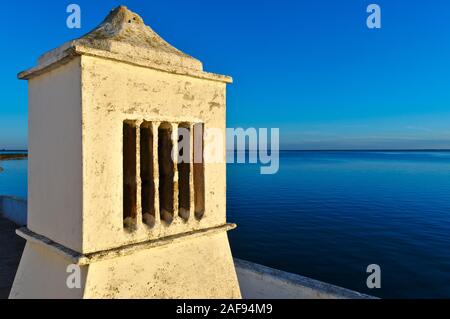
81, 55, 227, 253
10, 242, 87, 299
83, 232, 239, 299
11, 5, 240, 299
27, 58, 83, 252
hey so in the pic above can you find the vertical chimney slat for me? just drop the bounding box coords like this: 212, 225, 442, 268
152, 122, 161, 228
189, 123, 195, 221
172, 123, 179, 223
135, 120, 143, 230
140, 121, 156, 228
158, 122, 175, 224
123, 120, 138, 231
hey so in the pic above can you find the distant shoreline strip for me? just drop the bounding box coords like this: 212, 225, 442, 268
0, 154, 28, 161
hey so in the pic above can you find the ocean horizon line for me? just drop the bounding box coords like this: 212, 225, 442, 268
3, 148, 450, 153
227, 148, 450, 152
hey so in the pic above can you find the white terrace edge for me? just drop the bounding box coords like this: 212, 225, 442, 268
235, 259, 377, 299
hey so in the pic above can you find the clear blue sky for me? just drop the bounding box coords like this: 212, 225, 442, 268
2, 0, 450, 150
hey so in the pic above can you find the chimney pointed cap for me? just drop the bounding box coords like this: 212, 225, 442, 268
19, 6, 232, 83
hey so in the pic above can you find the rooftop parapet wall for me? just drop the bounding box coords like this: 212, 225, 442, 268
235, 259, 375, 299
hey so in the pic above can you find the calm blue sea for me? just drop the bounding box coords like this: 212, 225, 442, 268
0, 152, 27, 200
1, 151, 450, 298
227, 151, 450, 299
